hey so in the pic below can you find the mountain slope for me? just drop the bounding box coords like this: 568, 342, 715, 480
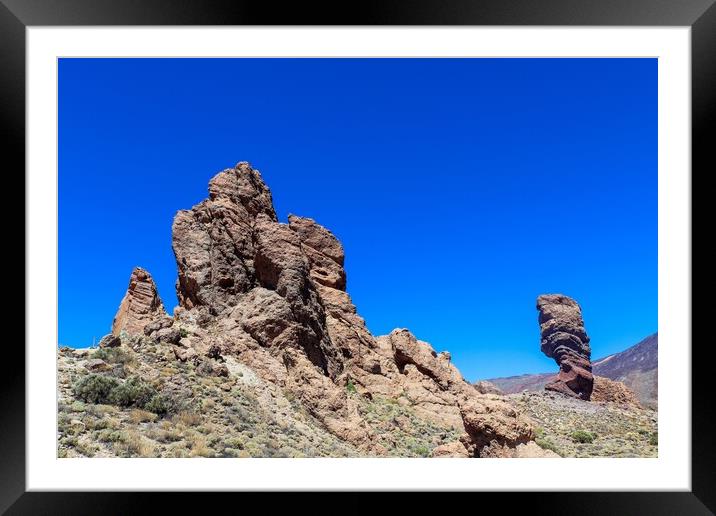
485, 333, 658, 408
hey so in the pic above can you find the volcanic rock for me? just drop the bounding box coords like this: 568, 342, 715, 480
591, 375, 642, 408
537, 294, 593, 400
104, 161, 546, 457
111, 267, 168, 337
432, 441, 470, 458
84, 358, 111, 372
98, 334, 121, 348
474, 380, 504, 395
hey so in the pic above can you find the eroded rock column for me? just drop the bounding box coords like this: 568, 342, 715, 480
537, 294, 593, 400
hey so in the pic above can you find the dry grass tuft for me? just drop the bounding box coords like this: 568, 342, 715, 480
174, 411, 202, 427
114, 430, 156, 457
190, 437, 213, 457
130, 409, 158, 424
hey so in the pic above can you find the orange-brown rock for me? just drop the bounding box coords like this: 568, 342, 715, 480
591, 375, 642, 408
537, 294, 593, 400
432, 441, 470, 458
111, 267, 168, 337
125, 160, 546, 457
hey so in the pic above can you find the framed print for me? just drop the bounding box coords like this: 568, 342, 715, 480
4, 0, 714, 512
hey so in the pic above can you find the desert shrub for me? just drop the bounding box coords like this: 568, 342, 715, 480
75, 441, 99, 457
189, 437, 213, 457
70, 401, 86, 412
92, 347, 135, 367
153, 428, 184, 444
571, 430, 597, 444
174, 410, 202, 427
144, 394, 170, 415
97, 429, 123, 443
108, 376, 157, 408
113, 431, 155, 457
649, 432, 658, 446
413, 445, 431, 457
536, 437, 561, 455
72, 374, 121, 404
346, 380, 356, 394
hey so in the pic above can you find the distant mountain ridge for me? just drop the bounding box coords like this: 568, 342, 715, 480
485, 333, 657, 408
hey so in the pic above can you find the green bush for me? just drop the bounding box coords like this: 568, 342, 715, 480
571, 430, 597, 444
144, 394, 169, 415
93, 347, 134, 366
649, 432, 658, 446
414, 445, 431, 457
535, 437, 561, 455
73, 372, 176, 416
108, 376, 156, 407
72, 374, 121, 404
346, 380, 356, 394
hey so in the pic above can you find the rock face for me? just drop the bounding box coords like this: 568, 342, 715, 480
537, 294, 593, 400
111, 161, 544, 457
111, 267, 168, 337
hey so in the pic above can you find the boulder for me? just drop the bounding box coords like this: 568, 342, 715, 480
431, 441, 470, 458
98, 334, 121, 348
84, 358, 111, 372
155, 327, 181, 344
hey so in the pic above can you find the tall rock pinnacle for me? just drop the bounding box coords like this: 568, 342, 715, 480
111, 267, 167, 336
536, 294, 593, 400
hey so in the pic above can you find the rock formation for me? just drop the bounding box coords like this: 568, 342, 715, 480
536, 294, 593, 400
106, 161, 545, 457
474, 380, 504, 395
111, 267, 168, 337
591, 375, 642, 408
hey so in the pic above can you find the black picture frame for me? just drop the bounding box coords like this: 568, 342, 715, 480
3, 0, 713, 513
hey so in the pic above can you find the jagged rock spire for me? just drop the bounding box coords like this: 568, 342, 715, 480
111, 267, 167, 336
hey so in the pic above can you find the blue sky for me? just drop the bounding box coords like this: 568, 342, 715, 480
59, 58, 657, 381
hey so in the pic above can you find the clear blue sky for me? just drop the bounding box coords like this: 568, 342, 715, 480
59, 58, 657, 381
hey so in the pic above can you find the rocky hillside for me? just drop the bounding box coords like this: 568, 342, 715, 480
485, 333, 658, 408
58, 161, 556, 459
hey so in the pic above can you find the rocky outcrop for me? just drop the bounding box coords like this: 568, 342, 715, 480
98, 334, 121, 348
474, 380, 504, 395
111, 161, 545, 457
591, 376, 642, 408
432, 441, 470, 458
111, 267, 168, 337
537, 294, 593, 400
